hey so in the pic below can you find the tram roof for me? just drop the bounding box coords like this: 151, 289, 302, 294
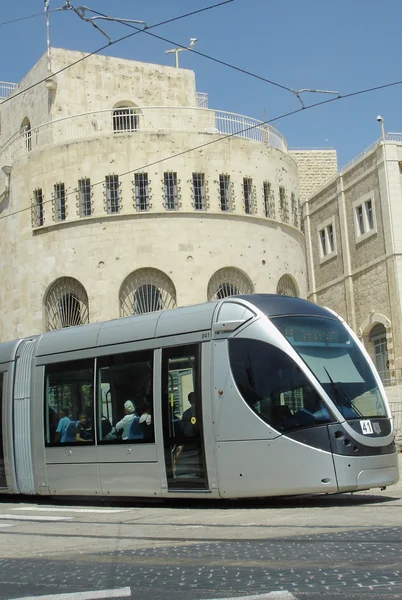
238, 294, 336, 319
17, 295, 337, 359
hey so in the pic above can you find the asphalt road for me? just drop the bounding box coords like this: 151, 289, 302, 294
1, 458, 402, 600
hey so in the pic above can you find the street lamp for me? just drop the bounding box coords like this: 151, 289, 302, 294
377, 115, 386, 140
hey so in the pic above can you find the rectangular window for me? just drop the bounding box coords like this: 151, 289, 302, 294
97, 350, 154, 443
365, 199, 374, 230
105, 175, 120, 214
33, 188, 44, 227
279, 186, 288, 222
291, 192, 298, 227
164, 172, 178, 210
192, 173, 206, 210
263, 181, 271, 217
54, 183, 66, 221
78, 178, 92, 217
356, 204, 364, 235
243, 178, 253, 214
219, 174, 230, 211
45, 360, 94, 446
354, 196, 376, 240
320, 228, 327, 256
134, 173, 149, 212
319, 223, 335, 257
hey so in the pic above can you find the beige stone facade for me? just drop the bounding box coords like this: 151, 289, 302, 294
304, 137, 402, 383
0, 48, 306, 342
289, 149, 338, 204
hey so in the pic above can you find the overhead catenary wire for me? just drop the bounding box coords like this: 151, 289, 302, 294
0, 0, 234, 106
3, 76, 402, 223
0, 10, 59, 27
84, 5, 293, 94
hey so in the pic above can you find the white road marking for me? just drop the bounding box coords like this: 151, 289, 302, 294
0, 514, 73, 521
11, 587, 132, 600
206, 593, 297, 600
12, 507, 127, 514
0, 523, 14, 528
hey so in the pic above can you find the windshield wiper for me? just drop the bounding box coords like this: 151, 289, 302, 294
323, 367, 364, 418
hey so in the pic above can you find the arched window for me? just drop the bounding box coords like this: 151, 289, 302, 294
20, 117, 31, 152
119, 268, 176, 317
134, 284, 163, 314
276, 274, 298, 297
207, 267, 254, 301
369, 323, 389, 380
44, 277, 89, 331
112, 102, 139, 133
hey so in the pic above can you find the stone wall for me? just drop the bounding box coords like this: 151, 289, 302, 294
290, 149, 338, 204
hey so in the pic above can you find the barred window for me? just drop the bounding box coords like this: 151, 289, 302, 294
105, 175, 120, 214
219, 174, 230, 211
291, 192, 298, 227
192, 173, 205, 210
54, 183, 66, 222
279, 186, 288, 223
263, 181, 271, 218
33, 188, 44, 227
134, 173, 149, 212
78, 178, 92, 217
164, 172, 178, 210
21, 117, 31, 152
243, 178, 253, 214
113, 107, 138, 132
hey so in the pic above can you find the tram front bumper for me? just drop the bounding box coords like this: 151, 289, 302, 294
333, 452, 399, 492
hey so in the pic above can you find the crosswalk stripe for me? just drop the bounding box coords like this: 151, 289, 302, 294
11, 586, 132, 600
206, 593, 297, 600
0, 514, 73, 521
12, 507, 127, 514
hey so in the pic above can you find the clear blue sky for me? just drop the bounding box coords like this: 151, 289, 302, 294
1, 0, 401, 167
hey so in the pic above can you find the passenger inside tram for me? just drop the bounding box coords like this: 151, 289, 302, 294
174, 392, 201, 477
115, 400, 136, 439
75, 413, 93, 442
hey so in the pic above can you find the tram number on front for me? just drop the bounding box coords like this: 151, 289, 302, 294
360, 420, 373, 435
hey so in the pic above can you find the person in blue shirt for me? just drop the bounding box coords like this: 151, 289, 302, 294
54, 408, 71, 443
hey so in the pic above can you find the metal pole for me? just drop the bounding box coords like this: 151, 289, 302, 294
45, 0, 52, 72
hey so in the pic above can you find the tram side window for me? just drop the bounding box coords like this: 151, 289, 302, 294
97, 350, 154, 443
229, 338, 335, 432
45, 359, 94, 446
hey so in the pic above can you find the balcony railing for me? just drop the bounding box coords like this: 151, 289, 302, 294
196, 92, 208, 108
0, 106, 288, 163
0, 81, 18, 99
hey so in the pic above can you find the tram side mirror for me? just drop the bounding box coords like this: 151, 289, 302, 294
213, 320, 247, 334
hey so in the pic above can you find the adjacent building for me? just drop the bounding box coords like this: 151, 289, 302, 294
304, 136, 402, 388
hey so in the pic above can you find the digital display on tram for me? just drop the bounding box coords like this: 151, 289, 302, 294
280, 323, 350, 346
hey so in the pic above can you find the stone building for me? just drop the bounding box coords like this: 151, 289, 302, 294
0, 48, 306, 342
304, 136, 402, 383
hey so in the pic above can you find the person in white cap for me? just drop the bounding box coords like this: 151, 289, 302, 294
115, 400, 136, 440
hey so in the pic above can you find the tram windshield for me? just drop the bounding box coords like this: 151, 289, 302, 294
229, 338, 336, 432
271, 315, 388, 420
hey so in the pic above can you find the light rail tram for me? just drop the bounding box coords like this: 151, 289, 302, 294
0, 294, 398, 499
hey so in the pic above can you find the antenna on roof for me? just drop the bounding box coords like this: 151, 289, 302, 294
44, 0, 52, 72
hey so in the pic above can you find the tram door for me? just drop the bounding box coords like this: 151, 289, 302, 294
0, 373, 5, 488
162, 344, 208, 490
